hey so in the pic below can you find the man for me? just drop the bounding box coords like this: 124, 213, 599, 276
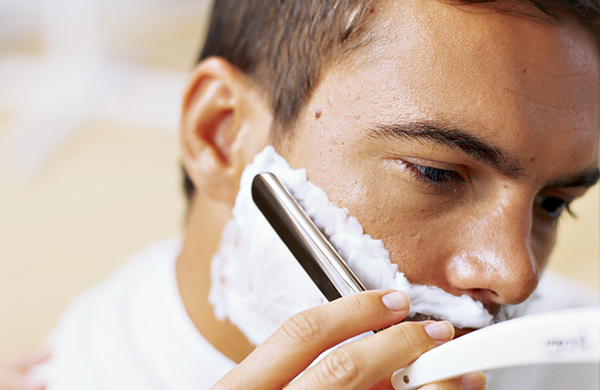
5, 0, 599, 389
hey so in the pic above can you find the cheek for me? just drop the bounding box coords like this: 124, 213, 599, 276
282, 120, 464, 286
530, 219, 557, 270
283, 134, 456, 285
312, 163, 456, 284
348, 189, 458, 283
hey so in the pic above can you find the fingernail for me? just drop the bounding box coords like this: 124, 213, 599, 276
381, 291, 409, 311
459, 371, 487, 390
424, 321, 454, 341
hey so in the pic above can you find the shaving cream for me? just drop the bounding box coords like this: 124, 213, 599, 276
209, 146, 495, 346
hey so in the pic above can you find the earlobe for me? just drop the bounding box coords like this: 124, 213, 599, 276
180, 57, 269, 205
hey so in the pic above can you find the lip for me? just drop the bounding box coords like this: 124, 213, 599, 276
453, 326, 477, 339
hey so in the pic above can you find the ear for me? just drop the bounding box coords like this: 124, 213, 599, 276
180, 57, 271, 205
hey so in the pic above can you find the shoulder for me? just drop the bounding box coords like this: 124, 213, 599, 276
32, 237, 185, 388
51, 236, 183, 336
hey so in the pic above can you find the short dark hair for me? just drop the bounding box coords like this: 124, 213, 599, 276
183, 0, 599, 202
200, 0, 378, 142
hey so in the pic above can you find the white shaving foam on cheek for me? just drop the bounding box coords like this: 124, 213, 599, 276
209, 146, 493, 346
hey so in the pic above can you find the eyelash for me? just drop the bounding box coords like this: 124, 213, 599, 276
401, 161, 576, 219
401, 161, 466, 192
534, 195, 574, 220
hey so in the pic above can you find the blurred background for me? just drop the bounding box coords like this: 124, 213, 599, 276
0, 0, 598, 358
0, 0, 210, 356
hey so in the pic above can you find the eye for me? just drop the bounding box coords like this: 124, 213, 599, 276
402, 161, 465, 192
534, 195, 572, 219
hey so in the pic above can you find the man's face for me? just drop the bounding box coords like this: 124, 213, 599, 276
278, 0, 599, 323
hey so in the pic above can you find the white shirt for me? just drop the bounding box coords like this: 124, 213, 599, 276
33, 238, 599, 389
33, 238, 236, 389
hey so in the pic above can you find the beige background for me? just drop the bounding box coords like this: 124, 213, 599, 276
0, 1, 598, 358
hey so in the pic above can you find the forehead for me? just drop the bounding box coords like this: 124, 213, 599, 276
305, 0, 599, 174
368, 0, 598, 104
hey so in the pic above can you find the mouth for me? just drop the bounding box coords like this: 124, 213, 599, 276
403, 313, 446, 322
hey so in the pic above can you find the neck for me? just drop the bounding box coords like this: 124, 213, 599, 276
175, 193, 255, 364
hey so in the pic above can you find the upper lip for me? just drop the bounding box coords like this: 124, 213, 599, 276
453, 326, 476, 339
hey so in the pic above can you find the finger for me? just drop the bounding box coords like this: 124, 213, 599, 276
213, 289, 410, 390
418, 372, 486, 390
365, 376, 395, 390
0, 375, 45, 390
288, 320, 455, 390
458, 372, 486, 390
419, 378, 462, 390
11, 349, 51, 373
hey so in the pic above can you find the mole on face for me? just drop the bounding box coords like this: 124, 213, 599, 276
315, 110, 322, 119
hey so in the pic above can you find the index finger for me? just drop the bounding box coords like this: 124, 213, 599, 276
289, 320, 454, 390
212, 289, 410, 390
3, 349, 50, 373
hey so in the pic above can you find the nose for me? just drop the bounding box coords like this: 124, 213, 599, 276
445, 195, 540, 307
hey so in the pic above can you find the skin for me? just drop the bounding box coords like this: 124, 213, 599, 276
2, 1, 596, 389
282, 0, 599, 323
0, 349, 49, 390
176, 0, 598, 388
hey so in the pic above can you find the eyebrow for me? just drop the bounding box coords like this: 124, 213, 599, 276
369, 120, 600, 189
545, 167, 600, 189
370, 120, 526, 179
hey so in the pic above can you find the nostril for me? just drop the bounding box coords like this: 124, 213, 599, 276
462, 288, 501, 313
446, 245, 540, 307
466, 288, 496, 301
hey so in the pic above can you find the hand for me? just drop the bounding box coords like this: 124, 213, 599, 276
211, 290, 486, 390
0, 348, 49, 390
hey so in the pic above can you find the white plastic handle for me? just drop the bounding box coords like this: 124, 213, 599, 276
391, 306, 600, 390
